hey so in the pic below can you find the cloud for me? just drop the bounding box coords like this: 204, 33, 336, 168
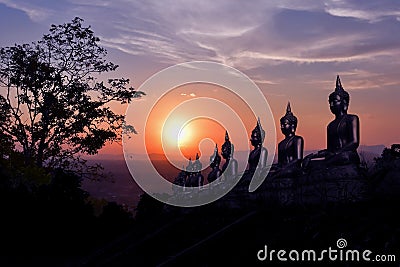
180, 92, 196, 97
339, 71, 400, 90
0, 0, 53, 21
2, 0, 400, 81
324, 0, 400, 22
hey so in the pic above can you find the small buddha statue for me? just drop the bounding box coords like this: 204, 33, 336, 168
207, 144, 222, 183
272, 102, 304, 176
247, 118, 268, 173
173, 165, 187, 187
192, 153, 204, 186
221, 131, 238, 180
185, 157, 194, 187
303, 75, 360, 169
186, 157, 194, 172
172, 165, 188, 193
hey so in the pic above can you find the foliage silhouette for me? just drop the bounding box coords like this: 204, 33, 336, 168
0, 18, 140, 265
0, 17, 144, 169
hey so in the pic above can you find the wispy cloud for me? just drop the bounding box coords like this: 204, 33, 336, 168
324, 0, 400, 22
180, 92, 196, 97
2, 0, 400, 83
0, 0, 53, 21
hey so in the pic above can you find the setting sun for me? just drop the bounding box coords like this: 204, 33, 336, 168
178, 125, 192, 147
144, 83, 259, 159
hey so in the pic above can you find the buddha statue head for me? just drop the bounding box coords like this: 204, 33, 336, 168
221, 131, 233, 160
210, 144, 221, 168
250, 118, 265, 148
186, 157, 194, 172
329, 75, 350, 116
280, 102, 298, 137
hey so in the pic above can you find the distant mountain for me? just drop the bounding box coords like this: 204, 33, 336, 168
88, 144, 386, 164
358, 144, 385, 156
358, 145, 385, 165
81, 144, 387, 209
300, 145, 385, 165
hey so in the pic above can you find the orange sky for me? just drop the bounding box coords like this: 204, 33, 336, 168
144, 83, 259, 158
100, 77, 399, 160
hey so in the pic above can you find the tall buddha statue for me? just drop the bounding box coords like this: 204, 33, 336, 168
273, 102, 304, 176
247, 118, 268, 173
207, 144, 222, 183
303, 75, 360, 168
221, 131, 238, 180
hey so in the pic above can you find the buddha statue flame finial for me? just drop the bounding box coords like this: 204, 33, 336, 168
280, 101, 298, 126
336, 75, 343, 92
252, 117, 265, 143
330, 75, 350, 104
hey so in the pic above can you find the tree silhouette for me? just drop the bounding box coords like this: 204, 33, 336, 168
0, 17, 144, 168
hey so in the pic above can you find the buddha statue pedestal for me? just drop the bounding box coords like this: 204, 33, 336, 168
260, 177, 297, 207
298, 164, 368, 205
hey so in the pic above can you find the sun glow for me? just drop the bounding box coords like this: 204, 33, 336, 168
178, 125, 192, 147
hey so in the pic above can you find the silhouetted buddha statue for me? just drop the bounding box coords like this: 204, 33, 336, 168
192, 153, 204, 186
247, 118, 268, 173
185, 157, 194, 187
186, 157, 194, 172
207, 144, 222, 183
221, 131, 238, 180
303, 75, 360, 169
173, 165, 187, 187
193, 153, 202, 170
271, 102, 304, 176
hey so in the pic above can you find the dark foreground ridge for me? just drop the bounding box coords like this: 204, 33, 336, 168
1, 145, 399, 266
82, 198, 400, 266
80, 147, 400, 267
